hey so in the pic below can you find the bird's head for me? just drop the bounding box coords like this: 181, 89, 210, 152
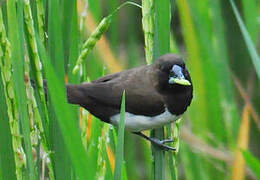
153, 54, 192, 94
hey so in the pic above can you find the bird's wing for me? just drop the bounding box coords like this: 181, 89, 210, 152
78, 66, 165, 117
91, 72, 120, 83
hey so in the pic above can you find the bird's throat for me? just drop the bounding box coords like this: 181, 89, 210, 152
164, 89, 193, 115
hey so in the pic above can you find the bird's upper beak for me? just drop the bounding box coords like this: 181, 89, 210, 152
168, 65, 191, 86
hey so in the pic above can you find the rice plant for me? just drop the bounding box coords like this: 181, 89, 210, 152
0, 0, 260, 180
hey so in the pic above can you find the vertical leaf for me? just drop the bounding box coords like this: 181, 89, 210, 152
114, 91, 126, 180
229, 0, 260, 80
242, 150, 260, 179
88, 0, 102, 21
0, 7, 25, 179
48, 0, 65, 77
232, 106, 250, 180
48, 0, 71, 179
62, 0, 76, 71
153, 1, 171, 180
36, 34, 93, 180
108, 0, 119, 50
68, 0, 80, 83
177, 0, 208, 133
6, 0, 36, 179
241, 0, 258, 42
210, 0, 240, 146
0, 68, 16, 180
142, 0, 154, 65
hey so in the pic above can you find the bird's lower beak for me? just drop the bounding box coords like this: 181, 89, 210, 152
168, 77, 191, 86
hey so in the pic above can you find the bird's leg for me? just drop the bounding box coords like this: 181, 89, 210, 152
133, 132, 176, 151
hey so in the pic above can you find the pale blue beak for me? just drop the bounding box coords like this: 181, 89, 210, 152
168, 65, 191, 86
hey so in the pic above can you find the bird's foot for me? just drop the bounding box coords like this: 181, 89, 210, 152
149, 137, 176, 151
160, 139, 174, 144
133, 132, 176, 151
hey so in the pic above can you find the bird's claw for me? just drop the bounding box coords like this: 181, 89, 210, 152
133, 132, 176, 151
152, 138, 176, 151
160, 139, 174, 144
158, 144, 176, 151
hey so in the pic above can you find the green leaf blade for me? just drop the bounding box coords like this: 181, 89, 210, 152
114, 90, 126, 180
0, 69, 16, 180
242, 150, 260, 179
229, 0, 260, 80
36, 33, 94, 180
7, 1, 36, 179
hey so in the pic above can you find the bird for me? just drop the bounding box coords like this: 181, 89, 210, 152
66, 53, 193, 150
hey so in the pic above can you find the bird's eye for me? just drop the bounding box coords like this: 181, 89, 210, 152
160, 65, 169, 72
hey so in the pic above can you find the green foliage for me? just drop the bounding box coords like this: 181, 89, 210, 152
37, 34, 93, 179
7, 1, 36, 179
0, 0, 259, 180
229, 0, 260, 80
0, 68, 16, 180
73, 15, 112, 74
242, 150, 260, 179
152, 1, 172, 180
114, 91, 126, 180
73, 1, 141, 74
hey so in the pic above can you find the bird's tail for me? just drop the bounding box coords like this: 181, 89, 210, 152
66, 84, 85, 105
31, 79, 85, 105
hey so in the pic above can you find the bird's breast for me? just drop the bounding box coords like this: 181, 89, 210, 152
110, 108, 181, 132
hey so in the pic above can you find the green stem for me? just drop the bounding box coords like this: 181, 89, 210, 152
172, 120, 181, 179
73, 1, 141, 74
7, 0, 36, 178
36, 0, 45, 43
142, 0, 166, 179
0, 9, 25, 180
142, 0, 172, 179
23, 1, 54, 178
142, 0, 154, 65
24, 0, 49, 128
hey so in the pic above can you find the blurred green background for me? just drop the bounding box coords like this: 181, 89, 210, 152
87, 0, 260, 177
0, 0, 260, 179
83, 0, 260, 179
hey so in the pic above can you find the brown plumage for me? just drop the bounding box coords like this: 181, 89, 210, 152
66, 54, 193, 128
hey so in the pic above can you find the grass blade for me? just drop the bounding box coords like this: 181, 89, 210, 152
77, 0, 123, 74
23, 2, 55, 177
62, 0, 76, 70
68, 0, 80, 83
242, 150, 260, 179
241, 0, 258, 42
114, 91, 126, 180
48, 0, 72, 179
142, 0, 154, 65
88, 0, 102, 21
210, 0, 240, 146
154, 0, 170, 58
0, 7, 25, 179
86, 115, 102, 178
7, 1, 36, 179
177, 0, 208, 133
229, 0, 260, 80
36, 34, 94, 179
108, 0, 119, 50
48, 0, 65, 78
153, 0, 171, 180
35, 0, 45, 43
73, 14, 113, 74
232, 106, 250, 180
0, 68, 16, 180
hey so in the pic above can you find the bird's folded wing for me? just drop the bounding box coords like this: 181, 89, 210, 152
80, 69, 165, 116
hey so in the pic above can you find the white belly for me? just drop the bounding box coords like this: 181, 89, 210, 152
110, 109, 181, 132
